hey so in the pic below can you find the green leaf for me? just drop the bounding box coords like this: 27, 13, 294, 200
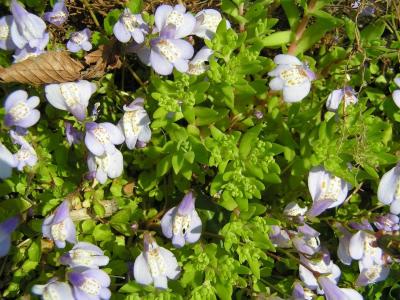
361, 20, 385, 43
126, 0, 142, 13
104, 9, 122, 36
281, 0, 300, 28
262, 31, 293, 47
239, 124, 263, 159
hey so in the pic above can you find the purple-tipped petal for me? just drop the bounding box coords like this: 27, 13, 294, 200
177, 191, 195, 215
326, 89, 344, 112
307, 199, 336, 217
160, 207, 175, 239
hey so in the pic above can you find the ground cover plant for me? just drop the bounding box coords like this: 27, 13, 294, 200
0, 0, 400, 299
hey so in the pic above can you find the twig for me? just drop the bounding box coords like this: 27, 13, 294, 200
81, 0, 101, 28
126, 65, 146, 89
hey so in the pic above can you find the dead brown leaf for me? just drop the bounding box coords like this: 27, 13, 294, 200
0, 51, 84, 85
82, 40, 122, 79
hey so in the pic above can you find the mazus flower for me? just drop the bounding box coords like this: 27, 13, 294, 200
392, 78, 400, 108
356, 263, 390, 286
154, 4, 196, 39
161, 191, 202, 248
87, 149, 124, 184
32, 279, 74, 300
45, 80, 97, 121
67, 28, 92, 52
113, 8, 148, 43
42, 200, 76, 248
4, 90, 40, 128
377, 163, 400, 214
0, 216, 19, 257
335, 223, 353, 265
118, 98, 151, 150
349, 230, 383, 269
299, 252, 341, 294
326, 86, 358, 112
192, 9, 230, 40
187, 47, 213, 75
269, 225, 291, 248
68, 267, 111, 300
133, 233, 180, 289
84, 122, 125, 156
0, 15, 16, 50
43, 0, 68, 26
374, 213, 400, 232
13, 46, 45, 63
268, 54, 315, 103
60, 242, 109, 269
307, 166, 351, 216
292, 224, 321, 256
0, 143, 16, 179
13, 140, 37, 171
148, 25, 194, 75
318, 277, 363, 300
65, 122, 83, 145
10, 0, 48, 50
283, 201, 307, 217
292, 282, 315, 300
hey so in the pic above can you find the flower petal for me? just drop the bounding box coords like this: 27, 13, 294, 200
349, 231, 364, 260
269, 77, 284, 91
113, 20, 131, 43
4, 90, 28, 111
283, 80, 311, 103
45, 84, 68, 110
185, 210, 202, 244
133, 253, 153, 285
326, 89, 343, 112
161, 207, 176, 239
377, 165, 399, 205
154, 5, 173, 31
274, 54, 302, 65
393, 90, 400, 108
150, 50, 173, 75
159, 247, 180, 280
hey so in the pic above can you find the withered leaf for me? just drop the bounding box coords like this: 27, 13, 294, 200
0, 51, 84, 85
82, 40, 122, 79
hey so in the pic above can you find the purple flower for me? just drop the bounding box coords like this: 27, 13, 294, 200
349, 230, 383, 269
154, 4, 196, 39
349, 219, 374, 231
269, 225, 291, 248
148, 25, 194, 75
0, 16, 16, 50
10, 131, 37, 171
307, 166, 351, 216
10, 0, 48, 50
374, 213, 400, 232
192, 9, 230, 40
293, 224, 321, 255
43, 0, 68, 26
60, 242, 109, 269
68, 267, 111, 300
335, 223, 353, 265
0, 143, 16, 179
117, 98, 151, 150
0, 216, 19, 257
42, 200, 76, 248
292, 283, 315, 300
283, 202, 307, 217
45, 80, 97, 121
268, 54, 315, 103
392, 78, 400, 108
318, 277, 363, 300
4, 90, 40, 128
299, 252, 341, 294
187, 46, 213, 75
378, 163, 400, 214
87, 149, 124, 184
161, 191, 202, 248
356, 263, 390, 286
133, 232, 180, 289
13, 46, 45, 63
326, 86, 358, 112
65, 122, 83, 145
84, 122, 125, 156
67, 28, 92, 53
32, 279, 74, 299
113, 9, 148, 43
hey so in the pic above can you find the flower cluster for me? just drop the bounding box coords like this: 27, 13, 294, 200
34, 200, 111, 299
118, 4, 224, 75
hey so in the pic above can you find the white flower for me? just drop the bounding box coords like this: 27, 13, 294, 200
392, 78, 400, 108
268, 54, 315, 103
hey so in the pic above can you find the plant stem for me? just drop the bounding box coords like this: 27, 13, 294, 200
287, 0, 318, 55
81, 0, 101, 29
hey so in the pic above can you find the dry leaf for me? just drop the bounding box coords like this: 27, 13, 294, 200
82, 40, 122, 79
0, 51, 84, 85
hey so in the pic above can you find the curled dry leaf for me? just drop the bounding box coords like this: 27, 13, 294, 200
0, 51, 84, 85
82, 40, 122, 79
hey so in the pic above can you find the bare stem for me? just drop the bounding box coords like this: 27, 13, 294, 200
81, 0, 101, 28
287, 0, 318, 55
